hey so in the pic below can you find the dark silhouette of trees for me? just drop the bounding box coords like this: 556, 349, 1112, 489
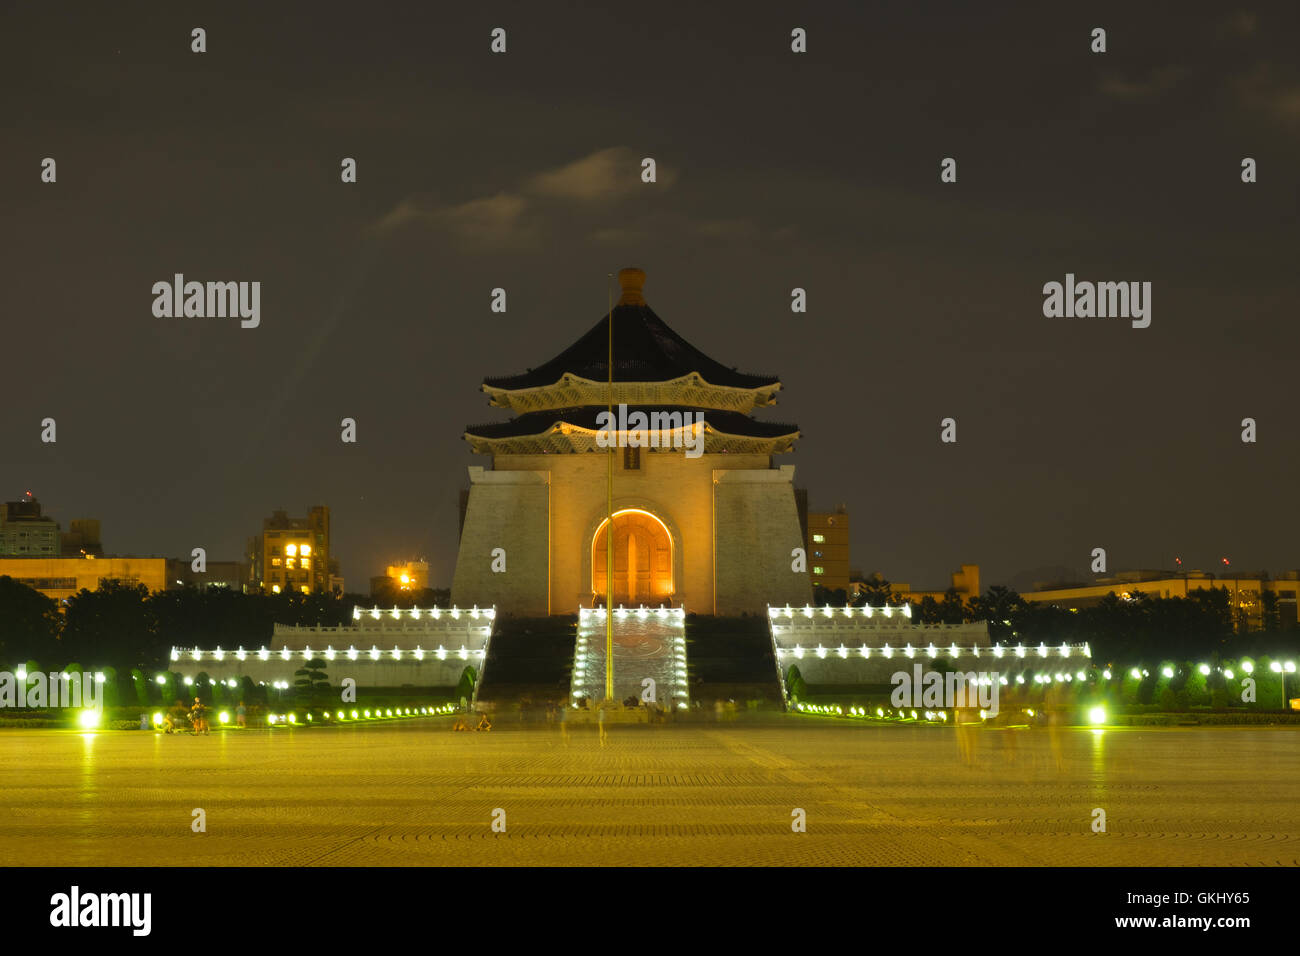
0, 576, 62, 664
968, 585, 1026, 640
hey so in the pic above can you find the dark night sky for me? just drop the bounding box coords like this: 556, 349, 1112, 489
3, 2, 1297, 594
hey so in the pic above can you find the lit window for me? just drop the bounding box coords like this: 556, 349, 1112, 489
272, 558, 282, 567
812, 534, 825, 543
300, 586, 309, 594
286, 558, 296, 568
286, 544, 298, 556
271, 585, 281, 594
300, 558, 310, 570
300, 544, 311, 556
813, 567, 825, 575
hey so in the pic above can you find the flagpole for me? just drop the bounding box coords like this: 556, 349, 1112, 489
606, 273, 615, 703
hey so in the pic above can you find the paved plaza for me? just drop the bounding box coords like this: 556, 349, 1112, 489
2, 719, 1297, 866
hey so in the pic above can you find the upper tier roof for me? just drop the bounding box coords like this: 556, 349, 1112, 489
482, 268, 779, 393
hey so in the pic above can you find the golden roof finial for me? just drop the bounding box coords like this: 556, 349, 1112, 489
617, 267, 645, 306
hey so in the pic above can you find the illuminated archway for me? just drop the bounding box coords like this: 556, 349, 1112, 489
592, 509, 674, 606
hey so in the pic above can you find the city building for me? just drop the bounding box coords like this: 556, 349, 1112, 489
1022, 569, 1300, 632
0, 556, 168, 603
247, 506, 335, 594
0, 495, 60, 557
60, 518, 103, 557
892, 564, 982, 605
166, 559, 248, 590
382, 560, 429, 593
806, 506, 850, 593
452, 267, 812, 615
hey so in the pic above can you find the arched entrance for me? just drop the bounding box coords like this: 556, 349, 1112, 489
592, 509, 674, 606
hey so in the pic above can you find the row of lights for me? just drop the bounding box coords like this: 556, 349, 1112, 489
770, 604, 913, 619
351, 606, 495, 621
153, 675, 290, 689
265, 704, 457, 725
142, 703, 460, 728
775, 641, 1091, 660
171, 645, 487, 662
797, 703, 951, 722
578, 606, 688, 620
796, 701, 1110, 726
1124, 660, 1296, 680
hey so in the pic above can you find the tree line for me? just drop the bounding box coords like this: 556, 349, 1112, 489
814, 579, 1299, 665
4, 573, 1295, 673
0, 577, 449, 672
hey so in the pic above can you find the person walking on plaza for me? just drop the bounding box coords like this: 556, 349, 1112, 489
190, 697, 209, 736
164, 699, 186, 734
236, 700, 246, 728
597, 701, 608, 747
558, 701, 569, 745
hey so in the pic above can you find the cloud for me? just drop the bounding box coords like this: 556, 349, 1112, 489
590, 226, 648, 244
1234, 61, 1300, 126
437, 192, 529, 242
368, 147, 679, 246
1224, 11, 1257, 37
1098, 66, 1187, 101
528, 146, 675, 199
368, 191, 529, 242
693, 218, 761, 240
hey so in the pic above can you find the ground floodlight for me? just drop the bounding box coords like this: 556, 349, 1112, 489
218, 711, 230, 724
1161, 667, 1174, 679
152, 712, 163, 726
1088, 706, 1106, 725
78, 709, 101, 729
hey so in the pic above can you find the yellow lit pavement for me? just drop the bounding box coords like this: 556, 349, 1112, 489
2, 721, 1297, 866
